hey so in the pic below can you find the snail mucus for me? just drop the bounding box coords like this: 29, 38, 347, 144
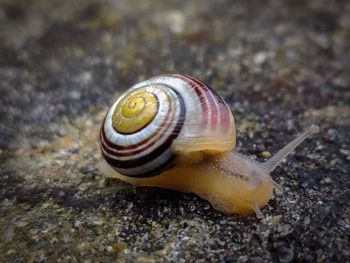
98, 74, 319, 217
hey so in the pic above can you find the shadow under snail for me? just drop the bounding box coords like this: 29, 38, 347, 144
98, 74, 319, 217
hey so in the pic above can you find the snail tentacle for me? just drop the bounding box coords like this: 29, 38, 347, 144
262, 124, 320, 174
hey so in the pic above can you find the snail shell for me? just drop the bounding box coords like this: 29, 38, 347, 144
100, 74, 235, 177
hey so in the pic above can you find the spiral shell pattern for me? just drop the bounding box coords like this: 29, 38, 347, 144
100, 74, 235, 177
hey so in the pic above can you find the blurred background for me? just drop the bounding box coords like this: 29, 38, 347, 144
0, 0, 349, 262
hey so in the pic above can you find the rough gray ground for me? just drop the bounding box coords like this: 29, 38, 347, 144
1, 0, 349, 262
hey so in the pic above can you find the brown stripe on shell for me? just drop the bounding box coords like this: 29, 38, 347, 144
185, 75, 231, 134
106, 154, 176, 178
100, 89, 174, 156
100, 88, 186, 177
100, 90, 169, 151
184, 75, 218, 130
101, 89, 175, 157
163, 74, 210, 129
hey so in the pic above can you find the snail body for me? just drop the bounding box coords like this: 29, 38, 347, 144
99, 74, 319, 216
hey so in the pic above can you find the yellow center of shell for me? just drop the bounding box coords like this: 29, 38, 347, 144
112, 91, 158, 134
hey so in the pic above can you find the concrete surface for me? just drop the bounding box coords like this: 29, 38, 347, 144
0, 0, 349, 262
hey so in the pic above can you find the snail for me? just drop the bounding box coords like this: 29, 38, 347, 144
98, 74, 319, 217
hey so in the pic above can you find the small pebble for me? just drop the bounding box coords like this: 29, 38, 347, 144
304, 216, 310, 225
261, 151, 272, 158
106, 246, 114, 252
92, 219, 104, 226
278, 246, 294, 263
253, 52, 268, 65
3, 226, 15, 240
14, 220, 28, 228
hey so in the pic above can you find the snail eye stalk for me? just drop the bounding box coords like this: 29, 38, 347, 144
262, 125, 319, 174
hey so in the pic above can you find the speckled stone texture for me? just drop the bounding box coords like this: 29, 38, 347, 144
1, 0, 349, 262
